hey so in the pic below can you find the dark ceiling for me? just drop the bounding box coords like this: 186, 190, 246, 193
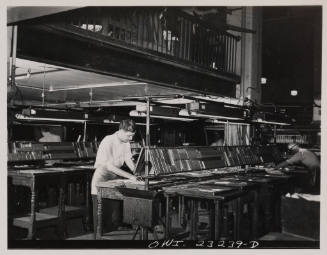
261, 6, 322, 107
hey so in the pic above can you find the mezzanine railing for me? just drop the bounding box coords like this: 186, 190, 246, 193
64, 7, 239, 75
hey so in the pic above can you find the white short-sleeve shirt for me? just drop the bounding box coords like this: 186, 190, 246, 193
91, 131, 132, 195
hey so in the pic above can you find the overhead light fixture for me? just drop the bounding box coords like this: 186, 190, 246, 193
136, 104, 182, 114
190, 95, 243, 106
153, 98, 194, 105
252, 111, 290, 126
13, 76, 29, 81
15, 113, 88, 123
26, 68, 32, 78
21, 108, 87, 119
129, 110, 196, 122
135, 123, 157, 126
290, 90, 298, 96
205, 119, 250, 125
178, 109, 244, 121
11, 67, 32, 81
261, 77, 267, 84
178, 108, 190, 117
181, 101, 247, 121
103, 119, 120, 124
45, 81, 147, 92
252, 119, 290, 126
190, 112, 244, 121
30, 109, 37, 115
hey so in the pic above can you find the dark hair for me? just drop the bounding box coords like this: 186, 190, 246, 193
119, 119, 136, 132
288, 143, 299, 150
213, 131, 223, 139
41, 126, 50, 132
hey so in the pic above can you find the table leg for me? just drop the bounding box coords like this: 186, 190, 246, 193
189, 200, 195, 240
189, 199, 199, 240
153, 226, 159, 240
27, 178, 36, 240
274, 189, 282, 232
164, 195, 171, 238
132, 225, 140, 240
96, 191, 103, 240
85, 174, 90, 231
141, 227, 148, 240
214, 200, 223, 240
209, 202, 215, 239
252, 190, 259, 239
158, 200, 162, 218
58, 176, 66, 239
178, 196, 182, 226
261, 186, 273, 233
224, 204, 229, 238
180, 196, 185, 226
190, 200, 198, 240
235, 197, 241, 239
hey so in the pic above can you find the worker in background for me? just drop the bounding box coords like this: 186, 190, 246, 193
39, 126, 62, 142
91, 119, 140, 238
210, 131, 224, 146
275, 143, 320, 194
38, 126, 62, 206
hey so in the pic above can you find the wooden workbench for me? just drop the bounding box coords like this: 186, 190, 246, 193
94, 170, 293, 240
8, 165, 95, 239
162, 182, 247, 240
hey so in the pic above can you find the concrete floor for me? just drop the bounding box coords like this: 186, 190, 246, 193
259, 232, 316, 241
9, 211, 315, 241
69, 231, 314, 241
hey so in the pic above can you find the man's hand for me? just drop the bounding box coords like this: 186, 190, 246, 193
266, 162, 276, 168
274, 161, 288, 170
136, 176, 144, 181
281, 167, 291, 172
129, 175, 145, 183
129, 175, 138, 181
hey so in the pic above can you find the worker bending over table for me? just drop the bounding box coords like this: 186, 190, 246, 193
91, 119, 140, 238
275, 143, 320, 194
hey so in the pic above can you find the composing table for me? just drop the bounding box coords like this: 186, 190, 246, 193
235, 173, 292, 233
93, 166, 299, 241
163, 182, 249, 240
8, 166, 94, 239
163, 173, 291, 240
96, 179, 160, 240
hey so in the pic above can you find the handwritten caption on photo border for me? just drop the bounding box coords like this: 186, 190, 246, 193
148, 239, 260, 249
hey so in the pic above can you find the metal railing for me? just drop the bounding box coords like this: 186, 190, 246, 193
64, 7, 239, 75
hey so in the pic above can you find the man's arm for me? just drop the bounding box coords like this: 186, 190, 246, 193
275, 152, 302, 170
124, 143, 136, 174
125, 157, 136, 174
275, 160, 289, 169
104, 161, 137, 180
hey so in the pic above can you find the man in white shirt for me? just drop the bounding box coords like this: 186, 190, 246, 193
91, 119, 139, 237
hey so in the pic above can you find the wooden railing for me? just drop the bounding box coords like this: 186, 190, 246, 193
64, 7, 239, 75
